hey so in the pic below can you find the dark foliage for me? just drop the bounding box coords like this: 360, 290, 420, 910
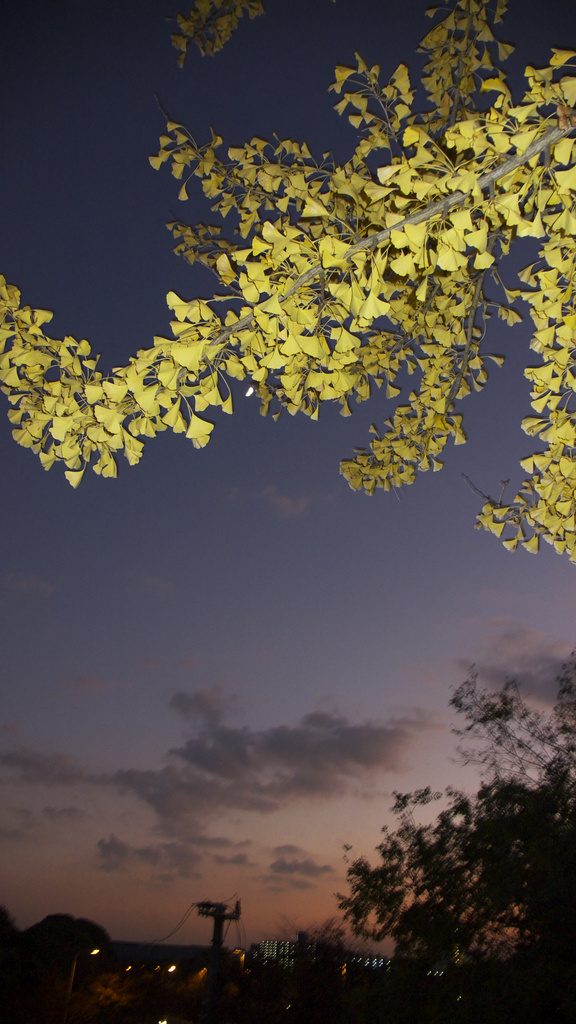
338, 658, 576, 1023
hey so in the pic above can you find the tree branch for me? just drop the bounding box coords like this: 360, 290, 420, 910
207, 122, 574, 352
447, 234, 495, 406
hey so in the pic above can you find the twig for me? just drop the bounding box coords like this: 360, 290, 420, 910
461, 472, 492, 502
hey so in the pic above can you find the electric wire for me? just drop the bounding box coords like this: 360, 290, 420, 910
148, 900, 200, 945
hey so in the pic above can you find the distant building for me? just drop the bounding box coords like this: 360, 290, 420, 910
249, 938, 300, 970
348, 952, 389, 970
249, 934, 389, 972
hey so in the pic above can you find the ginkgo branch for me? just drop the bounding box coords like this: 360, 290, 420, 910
199, 121, 575, 356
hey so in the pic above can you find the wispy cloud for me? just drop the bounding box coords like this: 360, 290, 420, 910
172, 655, 207, 671
458, 619, 572, 702
0, 804, 83, 839
62, 674, 129, 694
0, 806, 37, 840
137, 574, 174, 598
261, 485, 311, 519
0, 571, 56, 599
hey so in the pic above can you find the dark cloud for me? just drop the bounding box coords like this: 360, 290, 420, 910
186, 834, 252, 849
170, 687, 237, 726
269, 857, 334, 877
213, 852, 252, 866
160, 706, 435, 815
458, 620, 572, 702
266, 843, 335, 881
0, 701, 437, 840
263, 843, 337, 886
262, 875, 316, 892
96, 834, 202, 878
0, 826, 29, 840
96, 834, 158, 872
272, 843, 303, 857
0, 747, 88, 786
43, 805, 84, 822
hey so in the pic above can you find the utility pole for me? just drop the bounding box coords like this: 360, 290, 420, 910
197, 899, 241, 1024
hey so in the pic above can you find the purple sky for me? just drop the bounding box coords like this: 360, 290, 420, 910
1, 0, 576, 949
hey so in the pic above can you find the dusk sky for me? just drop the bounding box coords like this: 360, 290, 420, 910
2, 0, 576, 951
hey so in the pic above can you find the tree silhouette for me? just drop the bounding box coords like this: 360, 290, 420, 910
338, 659, 576, 1022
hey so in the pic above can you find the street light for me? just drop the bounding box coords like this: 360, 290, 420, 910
62, 948, 99, 1024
